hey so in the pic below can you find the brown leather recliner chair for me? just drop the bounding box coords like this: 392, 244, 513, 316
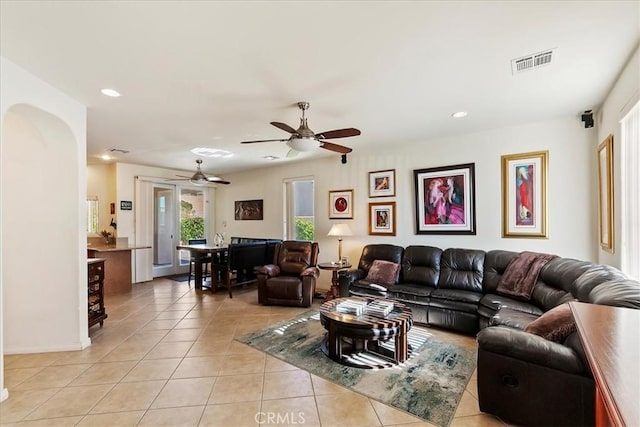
257, 240, 319, 307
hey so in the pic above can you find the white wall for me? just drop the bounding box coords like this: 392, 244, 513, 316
87, 163, 117, 235
216, 115, 597, 292
0, 57, 89, 401
597, 45, 640, 268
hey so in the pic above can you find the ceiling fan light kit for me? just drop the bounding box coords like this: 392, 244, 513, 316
241, 101, 361, 155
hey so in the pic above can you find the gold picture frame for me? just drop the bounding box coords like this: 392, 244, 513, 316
368, 201, 396, 236
501, 151, 549, 238
597, 135, 614, 252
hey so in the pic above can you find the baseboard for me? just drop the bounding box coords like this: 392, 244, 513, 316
4, 341, 88, 355
1, 388, 8, 403
80, 336, 92, 349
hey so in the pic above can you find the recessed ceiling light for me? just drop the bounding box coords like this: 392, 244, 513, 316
263, 155, 279, 160
100, 154, 112, 161
452, 111, 468, 118
101, 88, 121, 97
191, 147, 233, 158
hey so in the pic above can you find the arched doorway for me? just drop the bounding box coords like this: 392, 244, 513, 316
1, 104, 88, 399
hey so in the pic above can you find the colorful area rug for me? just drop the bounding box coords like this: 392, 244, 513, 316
236, 310, 476, 426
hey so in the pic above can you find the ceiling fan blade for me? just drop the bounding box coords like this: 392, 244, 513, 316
316, 128, 361, 139
320, 141, 353, 154
270, 121, 298, 134
207, 177, 231, 185
241, 138, 289, 144
176, 175, 193, 179
286, 149, 299, 158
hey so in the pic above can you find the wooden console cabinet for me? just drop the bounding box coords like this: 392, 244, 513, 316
570, 302, 639, 426
88, 258, 108, 328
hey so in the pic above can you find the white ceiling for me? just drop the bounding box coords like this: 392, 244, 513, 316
1, 1, 638, 177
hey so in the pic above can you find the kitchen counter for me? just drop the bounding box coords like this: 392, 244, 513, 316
87, 244, 151, 252
87, 242, 149, 294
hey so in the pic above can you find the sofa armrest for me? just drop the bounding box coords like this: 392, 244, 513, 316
301, 266, 319, 279
477, 326, 587, 374
256, 264, 280, 278
338, 268, 366, 296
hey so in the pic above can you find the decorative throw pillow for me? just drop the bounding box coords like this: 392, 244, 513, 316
524, 302, 576, 343
365, 260, 401, 286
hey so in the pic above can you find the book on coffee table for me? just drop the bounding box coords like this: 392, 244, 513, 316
336, 299, 368, 315
365, 299, 395, 317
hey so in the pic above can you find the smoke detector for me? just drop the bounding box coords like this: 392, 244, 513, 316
511, 48, 556, 74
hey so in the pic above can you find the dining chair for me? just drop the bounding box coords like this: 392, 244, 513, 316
187, 238, 212, 286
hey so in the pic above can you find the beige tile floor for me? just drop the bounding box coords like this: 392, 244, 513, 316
1, 278, 508, 427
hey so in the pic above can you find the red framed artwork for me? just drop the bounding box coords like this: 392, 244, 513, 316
329, 189, 353, 219
501, 151, 548, 238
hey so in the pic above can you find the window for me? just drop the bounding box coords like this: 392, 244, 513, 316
87, 197, 99, 234
620, 100, 640, 280
284, 177, 315, 241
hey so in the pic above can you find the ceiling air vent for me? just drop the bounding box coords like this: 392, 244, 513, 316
511, 49, 555, 74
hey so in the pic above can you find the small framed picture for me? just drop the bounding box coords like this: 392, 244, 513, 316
501, 151, 548, 238
234, 199, 264, 220
369, 201, 396, 236
329, 189, 354, 219
369, 169, 396, 197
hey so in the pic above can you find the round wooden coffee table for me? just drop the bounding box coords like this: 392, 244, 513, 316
319, 296, 413, 368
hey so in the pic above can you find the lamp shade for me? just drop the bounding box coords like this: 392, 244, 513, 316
328, 223, 353, 238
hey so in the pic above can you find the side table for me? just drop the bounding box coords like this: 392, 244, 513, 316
318, 262, 351, 302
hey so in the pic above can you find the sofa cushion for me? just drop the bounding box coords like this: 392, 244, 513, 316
389, 283, 434, 298
587, 279, 640, 309
437, 248, 485, 292
490, 307, 539, 330
571, 264, 628, 301
496, 251, 557, 301
479, 293, 544, 316
482, 250, 519, 294
357, 244, 404, 273
350, 280, 389, 297
524, 303, 576, 343
401, 245, 442, 287
430, 289, 482, 314
365, 260, 400, 286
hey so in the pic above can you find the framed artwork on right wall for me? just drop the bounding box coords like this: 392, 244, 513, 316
501, 150, 549, 238
597, 135, 614, 252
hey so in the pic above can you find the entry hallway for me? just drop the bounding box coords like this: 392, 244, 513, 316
1, 278, 505, 426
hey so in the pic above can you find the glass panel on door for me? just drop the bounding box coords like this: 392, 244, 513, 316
179, 187, 207, 267
153, 184, 175, 276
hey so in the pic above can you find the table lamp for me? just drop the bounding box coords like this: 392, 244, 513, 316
327, 223, 353, 265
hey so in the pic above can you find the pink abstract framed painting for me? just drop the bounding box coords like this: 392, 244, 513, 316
501, 151, 548, 238
414, 163, 476, 235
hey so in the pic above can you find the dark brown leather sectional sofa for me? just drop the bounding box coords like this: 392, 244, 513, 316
338, 244, 640, 426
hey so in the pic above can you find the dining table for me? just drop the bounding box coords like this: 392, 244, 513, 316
176, 243, 228, 290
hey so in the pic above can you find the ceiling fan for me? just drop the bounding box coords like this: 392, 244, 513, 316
241, 101, 361, 155
175, 159, 230, 185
